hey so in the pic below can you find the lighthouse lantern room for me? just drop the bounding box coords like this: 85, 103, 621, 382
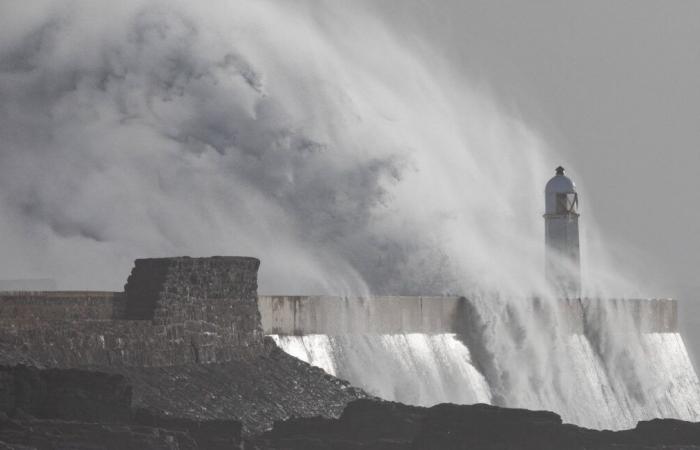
544, 166, 581, 298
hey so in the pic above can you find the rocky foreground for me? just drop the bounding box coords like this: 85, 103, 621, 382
3, 363, 700, 449
255, 399, 700, 450
0, 344, 366, 448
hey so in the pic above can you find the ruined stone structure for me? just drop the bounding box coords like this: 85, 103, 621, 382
0, 257, 263, 367
0, 257, 366, 438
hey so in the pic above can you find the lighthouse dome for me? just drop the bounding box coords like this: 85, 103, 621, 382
545, 166, 576, 194
545, 166, 578, 215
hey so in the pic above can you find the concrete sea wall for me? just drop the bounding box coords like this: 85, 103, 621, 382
263, 295, 696, 431
258, 295, 678, 335
258, 296, 459, 335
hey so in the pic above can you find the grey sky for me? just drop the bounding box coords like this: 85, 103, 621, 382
368, 0, 700, 358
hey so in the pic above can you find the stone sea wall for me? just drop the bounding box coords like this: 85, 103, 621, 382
0, 257, 263, 368
0, 319, 226, 367
0, 291, 125, 322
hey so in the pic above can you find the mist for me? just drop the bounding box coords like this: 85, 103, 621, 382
0, 0, 641, 301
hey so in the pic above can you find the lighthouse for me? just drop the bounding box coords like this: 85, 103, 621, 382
544, 166, 581, 298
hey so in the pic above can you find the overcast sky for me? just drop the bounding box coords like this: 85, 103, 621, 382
368, 0, 700, 357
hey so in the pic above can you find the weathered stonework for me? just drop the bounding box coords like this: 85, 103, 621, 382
0, 292, 125, 322
126, 257, 264, 354
0, 256, 368, 437
0, 257, 264, 368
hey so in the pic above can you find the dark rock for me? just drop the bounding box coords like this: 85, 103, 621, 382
0, 439, 35, 450
0, 366, 131, 423
0, 351, 367, 448
0, 351, 367, 438
110, 345, 368, 435
134, 408, 241, 450
252, 399, 700, 450
0, 417, 198, 450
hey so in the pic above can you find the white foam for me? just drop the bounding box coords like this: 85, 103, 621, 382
271, 331, 700, 430
271, 333, 492, 406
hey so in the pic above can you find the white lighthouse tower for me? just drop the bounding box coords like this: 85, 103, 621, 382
544, 166, 580, 298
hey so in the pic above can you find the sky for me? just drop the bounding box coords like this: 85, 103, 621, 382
368, 0, 700, 357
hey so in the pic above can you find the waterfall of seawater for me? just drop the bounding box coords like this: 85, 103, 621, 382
271, 333, 492, 406
271, 331, 700, 430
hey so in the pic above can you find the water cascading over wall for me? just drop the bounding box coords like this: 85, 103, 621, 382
259, 295, 700, 430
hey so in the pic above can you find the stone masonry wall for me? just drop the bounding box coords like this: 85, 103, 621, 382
0, 292, 125, 322
0, 257, 264, 368
127, 257, 264, 357
129, 257, 262, 332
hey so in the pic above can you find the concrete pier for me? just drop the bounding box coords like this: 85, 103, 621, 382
257, 295, 678, 335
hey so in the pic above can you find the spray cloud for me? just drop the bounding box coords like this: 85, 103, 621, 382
1, 0, 695, 430
0, 0, 629, 297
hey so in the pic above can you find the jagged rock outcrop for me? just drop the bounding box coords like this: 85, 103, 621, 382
0, 419, 198, 450
6, 391, 700, 449
0, 365, 221, 449
106, 341, 367, 434
252, 398, 700, 449
0, 366, 131, 423
0, 359, 365, 448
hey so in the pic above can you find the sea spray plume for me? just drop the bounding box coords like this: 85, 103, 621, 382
0, 0, 578, 297
582, 299, 700, 421
448, 289, 700, 428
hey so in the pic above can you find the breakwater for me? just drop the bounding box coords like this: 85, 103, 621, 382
258, 295, 678, 335
260, 294, 699, 430
1, 279, 697, 432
